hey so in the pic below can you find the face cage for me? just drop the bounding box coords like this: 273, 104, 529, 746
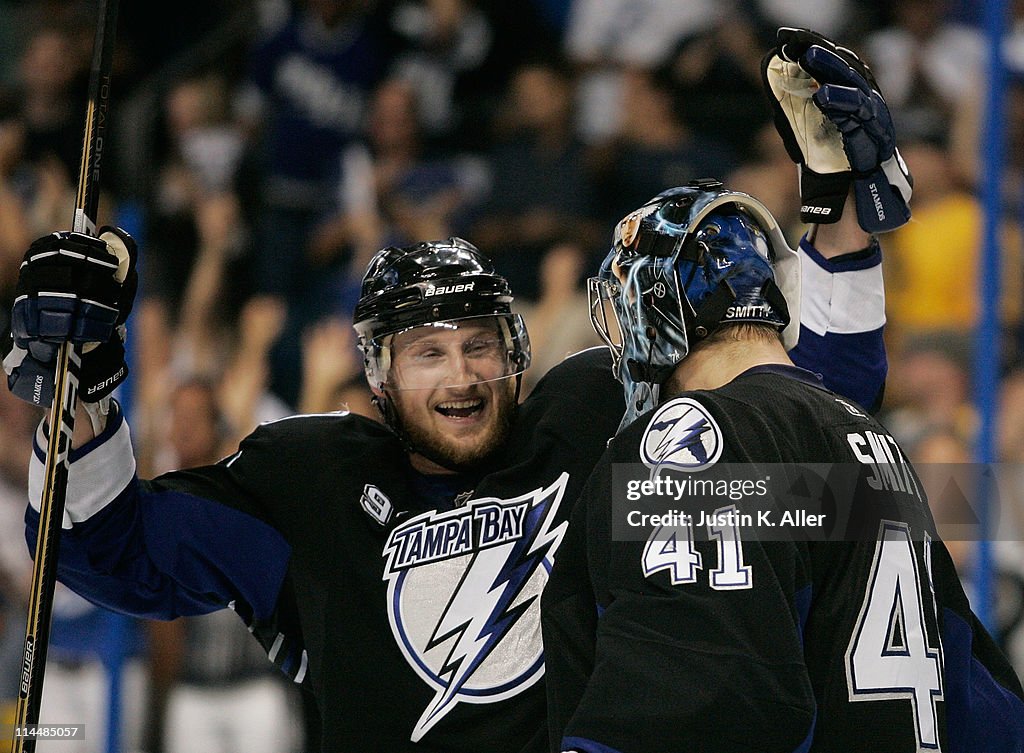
589, 273, 669, 433
587, 252, 691, 385
361, 313, 531, 392
588, 275, 623, 375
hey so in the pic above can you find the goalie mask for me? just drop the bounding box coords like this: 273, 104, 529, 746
589, 179, 800, 432
353, 238, 531, 438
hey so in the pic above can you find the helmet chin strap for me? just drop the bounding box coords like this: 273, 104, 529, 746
374, 389, 450, 469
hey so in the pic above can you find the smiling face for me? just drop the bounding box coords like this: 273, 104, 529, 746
382, 321, 519, 473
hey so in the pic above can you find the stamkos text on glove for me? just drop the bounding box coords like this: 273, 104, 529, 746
86, 365, 125, 396
800, 205, 832, 216
870, 183, 885, 221
33, 375, 44, 404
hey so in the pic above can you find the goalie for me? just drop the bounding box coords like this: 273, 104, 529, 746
542, 28, 1023, 753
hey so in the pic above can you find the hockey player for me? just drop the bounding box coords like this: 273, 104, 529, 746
541, 30, 1024, 753
4, 28, 898, 753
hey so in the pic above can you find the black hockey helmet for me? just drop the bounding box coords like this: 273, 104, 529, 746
353, 237, 531, 393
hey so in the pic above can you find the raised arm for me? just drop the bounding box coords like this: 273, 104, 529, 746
23, 401, 290, 620
3, 228, 290, 622
792, 197, 888, 411
762, 27, 913, 412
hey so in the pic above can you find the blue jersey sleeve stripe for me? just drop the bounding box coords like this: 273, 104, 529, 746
942, 608, 1024, 752
70, 400, 126, 461
789, 325, 887, 411
794, 584, 812, 642
791, 709, 816, 753
25, 478, 290, 621
32, 399, 126, 462
800, 235, 882, 273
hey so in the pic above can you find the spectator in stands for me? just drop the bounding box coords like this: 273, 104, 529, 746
299, 314, 374, 417
0, 109, 32, 330
881, 340, 976, 454
562, 0, 721, 144
905, 425, 976, 573
470, 58, 603, 301
235, 0, 393, 407
656, 16, 774, 161
861, 0, 985, 144
142, 72, 249, 322
308, 75, 488, 317
2, 23, 89, 182
588, 65, 738, 231
881, 138, 1022, 366
513, 241, 603, 397
382, 0, 557, 152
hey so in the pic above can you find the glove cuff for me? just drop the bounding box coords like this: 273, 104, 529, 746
799, 166, 851, 224
851, 154, 913, 233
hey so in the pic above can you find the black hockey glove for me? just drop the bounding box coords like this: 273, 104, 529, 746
761, 27, 913, 232
3, 227, 137, 407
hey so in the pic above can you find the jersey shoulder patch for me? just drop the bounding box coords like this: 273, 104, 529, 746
639, 396, 724, 473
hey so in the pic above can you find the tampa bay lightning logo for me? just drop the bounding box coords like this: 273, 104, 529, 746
640, 397, 723, 474
382, 474, 569, 741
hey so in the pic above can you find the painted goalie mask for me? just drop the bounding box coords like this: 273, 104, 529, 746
589, 179, 801, 432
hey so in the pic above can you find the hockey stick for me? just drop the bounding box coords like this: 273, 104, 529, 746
11, 1, 121, 750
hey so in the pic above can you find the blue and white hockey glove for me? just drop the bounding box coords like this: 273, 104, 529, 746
762, 27, 913, 232
3, 227, 137, 407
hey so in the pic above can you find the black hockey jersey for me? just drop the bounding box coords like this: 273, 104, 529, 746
542, 364, 1024, 753
22, 229, 894, 751
26, 348, 625, 752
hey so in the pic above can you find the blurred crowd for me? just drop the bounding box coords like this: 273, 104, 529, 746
2, 0, 1024, 750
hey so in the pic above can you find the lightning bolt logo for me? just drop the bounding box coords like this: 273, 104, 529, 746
641, 397, 723, 474
382, 474, 569, 742
651, 415, 711, 467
